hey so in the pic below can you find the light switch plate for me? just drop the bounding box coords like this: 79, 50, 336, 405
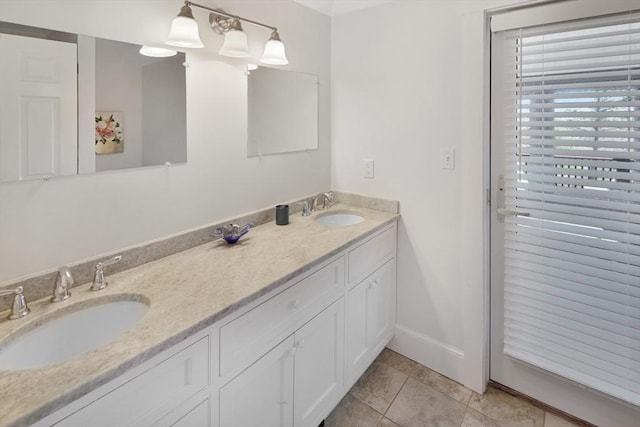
441, 148, 455, 170
363, 159, 374, 178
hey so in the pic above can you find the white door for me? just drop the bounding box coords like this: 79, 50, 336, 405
294, 299, 344, 427
219, 336, 294, 427
0, 33, 77, 182
490, 11, 639, 427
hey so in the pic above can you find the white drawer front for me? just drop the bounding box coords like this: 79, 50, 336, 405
54, 337, 209, 427
219, 257, 344, 377
348, 225, 396, 286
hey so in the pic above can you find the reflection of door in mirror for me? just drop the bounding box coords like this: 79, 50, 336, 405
0, 34, 78, 182
0, 21, 188, 182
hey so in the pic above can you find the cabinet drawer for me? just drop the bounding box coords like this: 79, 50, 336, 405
348, 225, 396, 285
54, 337, 209, 427
220, 257, 344, 377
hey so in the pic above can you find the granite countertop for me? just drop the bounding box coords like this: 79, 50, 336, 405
0, 203, 398, 427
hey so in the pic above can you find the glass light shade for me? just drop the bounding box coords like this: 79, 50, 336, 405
166, 16, 204, 48
260, 38, 288, 65
218, 30, 250, 57
139, 46, 178, 57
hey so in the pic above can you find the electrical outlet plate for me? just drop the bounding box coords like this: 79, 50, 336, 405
363, 159, 374, 178
441, 148, 455, 170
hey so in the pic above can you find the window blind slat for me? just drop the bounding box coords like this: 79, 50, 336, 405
505, 257, 640, 299
504, 180, 639, 203
504, 249, 639, 291
505, 146, 640, 160
504, 310, 638, 368
506, 228, 640, 262
503, 69, 640, 85
504, 241, 639, 277
504, 214, 640, 246
503, 326, 638, 386
507, 173, 639, 192
505, 269, 640, 310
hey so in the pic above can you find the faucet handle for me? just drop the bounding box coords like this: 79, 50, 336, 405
51, 266, 74, 302
91, 255, 122, 291
0, 286, 30, 320
297, 200, 312, 217
323, 192, 334, 209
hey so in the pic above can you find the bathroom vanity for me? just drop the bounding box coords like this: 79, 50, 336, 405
0, 203, 398, 427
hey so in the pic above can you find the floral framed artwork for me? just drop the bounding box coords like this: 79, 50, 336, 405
95, 112, 124, 154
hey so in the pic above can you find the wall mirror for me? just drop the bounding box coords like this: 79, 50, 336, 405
0, 22, 187, 183
247, 67, 318, 156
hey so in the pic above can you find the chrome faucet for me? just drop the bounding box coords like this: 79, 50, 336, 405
0, 286, 30, 320
91, 255, 122, 291
51, 266, 74, 302
313, 192, 334, 210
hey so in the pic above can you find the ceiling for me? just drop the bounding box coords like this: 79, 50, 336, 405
292, 0, 393, 16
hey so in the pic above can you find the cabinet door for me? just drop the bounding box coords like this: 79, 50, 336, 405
346, 260, 396, 387
167, 398, 210, 427
152, 392, 214, 427
346, 275, 369, 386
294, 299, 344, 427
219, 337, 294, 427
366, 260, 395, 351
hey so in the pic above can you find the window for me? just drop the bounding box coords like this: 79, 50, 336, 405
496, 11, 640, 405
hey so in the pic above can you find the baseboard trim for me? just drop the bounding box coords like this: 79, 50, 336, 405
388, 324, 465, 385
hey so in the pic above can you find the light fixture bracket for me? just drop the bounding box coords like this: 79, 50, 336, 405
209, 10, 237, 35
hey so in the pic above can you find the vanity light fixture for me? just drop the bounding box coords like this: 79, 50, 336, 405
166, 3, 204, 48
166, 0, 288, 65
216, 18, 249, 57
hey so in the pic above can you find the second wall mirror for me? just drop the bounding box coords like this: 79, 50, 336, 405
247, 67, 318, 157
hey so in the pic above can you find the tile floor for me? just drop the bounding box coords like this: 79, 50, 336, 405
325, 348, 584, 427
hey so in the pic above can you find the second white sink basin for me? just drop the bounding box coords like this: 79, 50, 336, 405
0, 295, 149, 370
315, 211, 365, 227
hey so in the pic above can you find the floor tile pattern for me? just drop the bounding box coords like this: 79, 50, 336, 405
325, 348, 584, 427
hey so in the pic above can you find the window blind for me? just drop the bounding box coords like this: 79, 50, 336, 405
497, 11, 640, 405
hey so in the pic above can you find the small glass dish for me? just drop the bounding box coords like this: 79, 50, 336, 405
211, 223, 253, 244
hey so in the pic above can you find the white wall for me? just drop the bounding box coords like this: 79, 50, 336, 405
0, 0, 331, 283
141, 55, 187, 167
331, 0, 527, 392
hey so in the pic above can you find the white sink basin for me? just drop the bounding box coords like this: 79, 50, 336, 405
315, 211, 365, 227
0, 295, 149, 370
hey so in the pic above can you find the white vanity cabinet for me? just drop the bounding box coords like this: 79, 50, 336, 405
30, 221, 397, 427
219, 300, 344, 427
218, 257, 345, 427
345, 226, 397, 388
